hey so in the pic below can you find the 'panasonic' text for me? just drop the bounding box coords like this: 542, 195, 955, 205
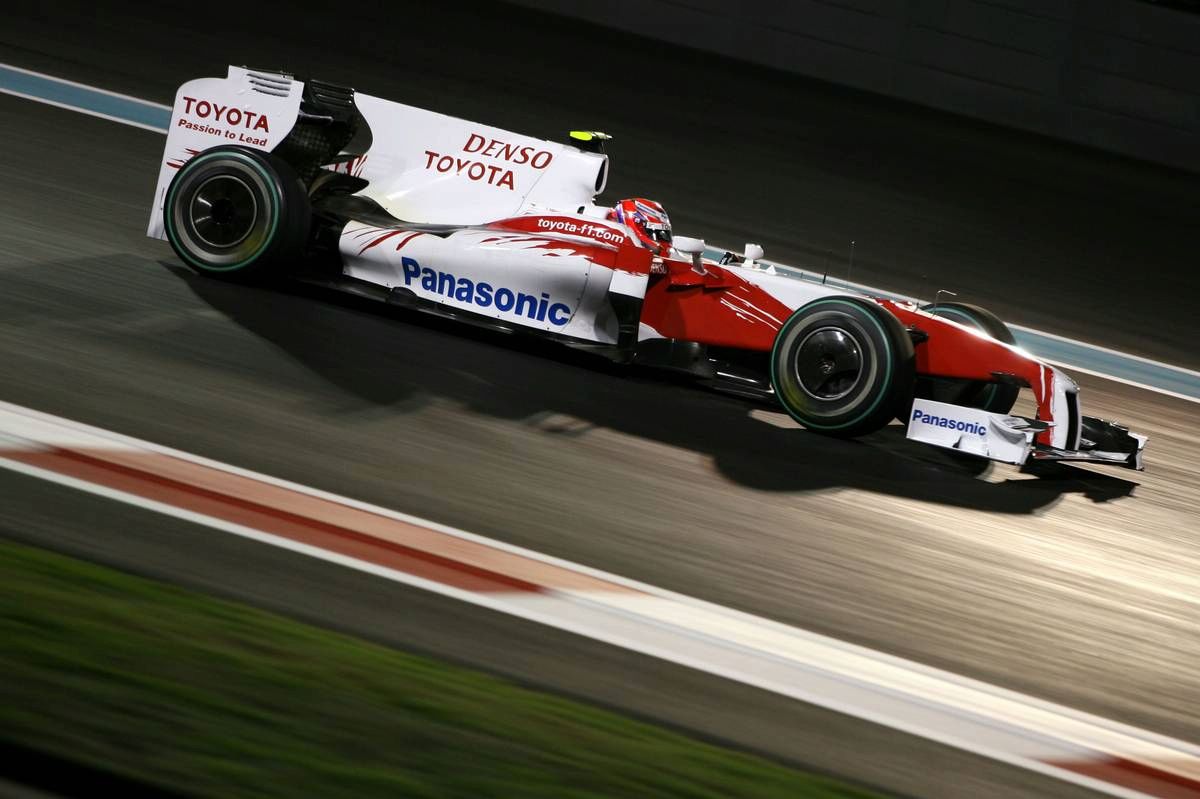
400, 257, 571, 326
912, 409, 987, 436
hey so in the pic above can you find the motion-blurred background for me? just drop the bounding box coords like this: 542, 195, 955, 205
2, 2, 1198, 798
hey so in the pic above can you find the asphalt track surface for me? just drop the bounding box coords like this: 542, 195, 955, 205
1, 2, 1198, 797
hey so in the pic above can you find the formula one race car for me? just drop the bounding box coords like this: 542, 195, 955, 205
148, 66, 1146, 470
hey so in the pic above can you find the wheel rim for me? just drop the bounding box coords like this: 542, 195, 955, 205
189, 175, 258, 249
165, 151, 281, 272
793, 326, 863, 401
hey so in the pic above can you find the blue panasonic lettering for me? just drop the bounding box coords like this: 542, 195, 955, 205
401, 257, 421, 284
476, 282, 493, 307
515, 292, 538, 318
396, 257, 571, 325
494, 288, 515, 312
454, 277, 473, 302
548, 303, 571, 325
911, 408, 986, 436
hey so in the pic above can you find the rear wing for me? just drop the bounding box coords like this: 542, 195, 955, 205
148, 66, 610, 239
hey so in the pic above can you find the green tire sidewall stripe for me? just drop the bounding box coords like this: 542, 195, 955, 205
164, 150, 282, 273
770, 298, 895, 430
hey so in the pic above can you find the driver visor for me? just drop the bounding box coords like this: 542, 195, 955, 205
643, 222, 672, 243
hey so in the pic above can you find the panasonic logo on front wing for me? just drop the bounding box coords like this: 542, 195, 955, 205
912, 409, 987, 436
401, 257, 571, 326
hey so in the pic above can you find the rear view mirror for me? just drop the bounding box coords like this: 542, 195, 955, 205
672, 236, 707, 274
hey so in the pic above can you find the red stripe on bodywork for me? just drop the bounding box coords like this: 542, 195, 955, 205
394, 231, 426, 251
481, 232, 623, 262
357, 229, 410, 255
640, 262, 792, 351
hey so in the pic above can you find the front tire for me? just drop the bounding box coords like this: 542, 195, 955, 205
164, 146, 309, 279
771, 297, 915, 437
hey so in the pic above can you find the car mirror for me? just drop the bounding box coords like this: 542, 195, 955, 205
672, 236, 707, 274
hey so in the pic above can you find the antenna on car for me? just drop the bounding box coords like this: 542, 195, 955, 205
931, 289, 957, 316
847, 240, 855, 284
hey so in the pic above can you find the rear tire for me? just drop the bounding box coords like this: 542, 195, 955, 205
164, 146, 309, 279
915, 302, 1019, 415
771, 297, 915, 437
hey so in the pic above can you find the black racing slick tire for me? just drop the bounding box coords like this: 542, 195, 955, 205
914, 301, 1019, 415
771, 297, 915, 438
163, 146, 310, 279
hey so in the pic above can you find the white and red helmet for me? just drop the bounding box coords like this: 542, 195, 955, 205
610, 198, 672, 255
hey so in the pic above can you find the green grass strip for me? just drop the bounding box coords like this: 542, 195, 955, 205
0, 540, 881, 799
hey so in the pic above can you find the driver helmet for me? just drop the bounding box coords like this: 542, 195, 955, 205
611, 198, 672, 255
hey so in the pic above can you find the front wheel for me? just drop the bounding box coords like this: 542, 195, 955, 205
771, 297, 915, 437
163, 145, 310, 279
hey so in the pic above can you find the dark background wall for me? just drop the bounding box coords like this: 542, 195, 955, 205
510, 0, 1200, 173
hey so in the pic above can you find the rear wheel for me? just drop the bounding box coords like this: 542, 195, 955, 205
915, 302, 1019, 414
771, 297, 915, 437
164, 146, 309, 279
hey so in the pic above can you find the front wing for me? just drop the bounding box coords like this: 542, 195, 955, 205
907, 398, 1147, 471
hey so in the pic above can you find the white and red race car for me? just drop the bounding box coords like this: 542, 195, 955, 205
148, 66, 1146, 470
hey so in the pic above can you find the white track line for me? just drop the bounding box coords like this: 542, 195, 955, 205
1007, 325, 1200, 379
0, 89, 168, 134
1040, 362, 1200, 404
1, 399, 1197, 799
0, 62, 171, 108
